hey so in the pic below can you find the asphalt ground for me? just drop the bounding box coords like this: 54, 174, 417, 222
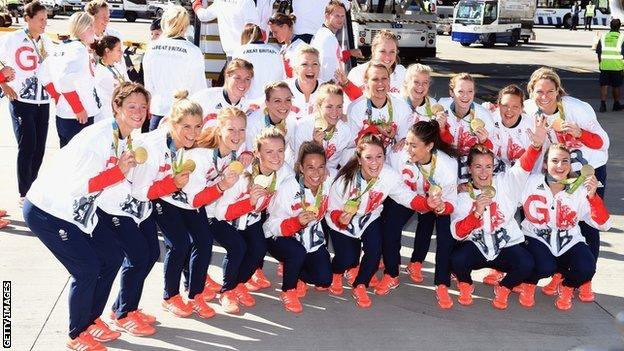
0, 21, 623, 351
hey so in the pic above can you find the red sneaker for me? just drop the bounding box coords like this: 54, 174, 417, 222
329, 274, 344, 296
204, 275, 222, 293
250, 268, 271, 289
86, 318, 121, 342
435, 285, 453, 309
201, 286, 217, 302
483, 269, 505, 286
66, 332, 106, 351
130, 309, 157, 325
555, 285, 574, 311
219, 290, 240, 314
280, 289, 303, 313
457, 282, 474, 306
369, 274, 379, 288
542, 273, 562, 296
518, 283, 536, 308
406, 262, 423, 283
344, 266, 359, 285
277, 262, 284, 277
0, 209, 7, 217
374, 274, 399, 296
234, 283, 256, 307
113, 314, 156, 337
0, 219, 10, 229
352, 284, 372, 308
161, 295, 192, 318
493, 285, 511, 310
578, 281, 595, 302
190, 295, 216, 319
296, 280, 308, 298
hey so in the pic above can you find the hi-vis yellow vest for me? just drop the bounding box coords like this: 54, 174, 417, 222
599, 31, 624, 71
585, 4, 595, 17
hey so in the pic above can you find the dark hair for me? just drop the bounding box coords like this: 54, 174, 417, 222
90, 35, 121, 58
112, 82, 151, 116
24, 0, 47, 18
264, 81, 292, 102
467, 144, 495, 167
497, 84, 525, 105
295, 141, 326, 174
241, 23, 263, 44
334, 134, 385, 192
150, 17, 161, 31
408, 120, 459, 158
611, 18, 621, 31
268, 12, 296, 27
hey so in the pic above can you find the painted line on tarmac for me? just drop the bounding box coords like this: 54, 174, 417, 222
29, 275, 71, 351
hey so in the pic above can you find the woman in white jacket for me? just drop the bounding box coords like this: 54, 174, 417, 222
23, 83, 146, 351
233, 23, 285, 102
524, 67, 610, 300
143, 5, 207, 131
264, 141, 333, 313
92, 36, 128, 122
325, 134, 438, 308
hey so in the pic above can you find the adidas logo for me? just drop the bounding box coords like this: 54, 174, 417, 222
537, 184, 545, 190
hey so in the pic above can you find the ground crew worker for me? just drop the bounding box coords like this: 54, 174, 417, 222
595, 18, 623, 112
584, 1, 595, 31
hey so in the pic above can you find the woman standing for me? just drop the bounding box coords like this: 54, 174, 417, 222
232, 23, 285, 102
347, 63, 412, 153
341, 29, 406, 100
519, 144, 611, 310
144, 5, 207, 131
22, 85, 148, 351
449, 117, 546, 310
0, 0, 54, 205
212, 127, 293, 314
264, 142, 333, 313
93, 36, 129, 122
379, 121, 458, 305
50, 12, 102, 147
93, 83, 158, 336
293, 84, 351, 176
524, 67, 609, 300
131, 91, 213, 319
268, 12, 305, 78
326, 134, 434, 308
191, 58, 256, 129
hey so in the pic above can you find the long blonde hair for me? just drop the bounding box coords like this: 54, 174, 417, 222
68, 12, 94, 40
195, 107, 247, 149
161, 5, 189, 39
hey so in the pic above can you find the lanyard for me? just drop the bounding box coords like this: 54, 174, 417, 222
451, 102, 476, 122
24, 29, 46, 63
407, 96, 433, 118
264, 109, 286, 133
101, 60, 125, 84
112, 120, 121, 157
252, 162, 277, 193
349, 171, 377, 202
416, 153, 438, 186
366, 97, 393, 125
556, 101, 566, 121
298, 176, 324, 210
316, 113, 336, 141
212, 148, 237, 176
167, 133, 184, 173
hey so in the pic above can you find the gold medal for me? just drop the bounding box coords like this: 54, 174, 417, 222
430, 104, 445, 114
180, 159, 196, 173
227, 160, 245, 175
428, 184, 442, 197
306, 205, 319, 216
551, 118, 565, 132
343, 199, 360, 214
470, 118, 485, 133
580, 164, 595, 177
481, 185, 496, 198
133, 147, 148, 164
315, 117, 329, 131
253, 174, 272, 188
